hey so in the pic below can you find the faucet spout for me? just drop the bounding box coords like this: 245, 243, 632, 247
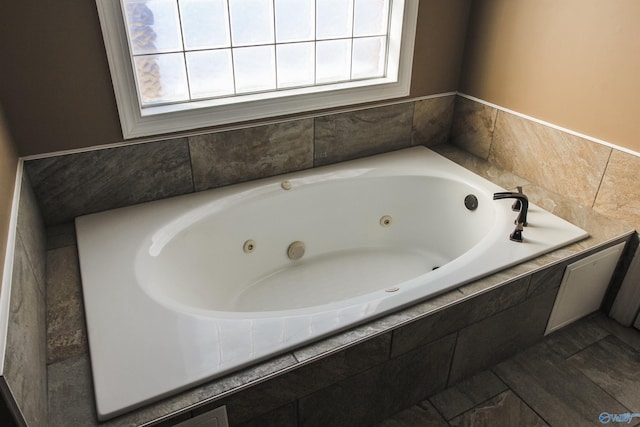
493, 191, 529, 226
493, 191, 529, 242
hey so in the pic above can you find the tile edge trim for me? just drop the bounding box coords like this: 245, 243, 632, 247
0, 159, 23, 375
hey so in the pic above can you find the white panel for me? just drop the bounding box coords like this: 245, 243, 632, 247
546, 242, 626, 334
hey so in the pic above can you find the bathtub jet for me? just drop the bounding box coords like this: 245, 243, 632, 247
75, 146, 588, 420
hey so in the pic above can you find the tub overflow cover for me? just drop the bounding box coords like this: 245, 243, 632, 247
464, 194, 479, 211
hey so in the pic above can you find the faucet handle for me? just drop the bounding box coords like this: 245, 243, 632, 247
510, 223, 524, 243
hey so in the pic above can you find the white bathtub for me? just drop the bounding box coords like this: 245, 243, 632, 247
76, 147, 588, 419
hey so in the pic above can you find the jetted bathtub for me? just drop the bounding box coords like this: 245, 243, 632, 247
76, 146, 588, 419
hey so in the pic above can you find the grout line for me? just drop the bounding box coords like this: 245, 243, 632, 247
184, 138, 197, 194
443, 331, 459, 390
489, 366, 553, 426
591, 148, 613, 209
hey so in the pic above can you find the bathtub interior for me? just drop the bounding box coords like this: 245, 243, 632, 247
75, 147, 589, 419
136, 176, 497, 313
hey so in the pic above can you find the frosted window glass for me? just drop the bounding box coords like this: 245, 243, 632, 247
228, 0, 274, 46
124, 0, 183, 54
186, 50, 235, 99
234, 46, 276, 93
353, 0, 389, 36
179, 0, 230, 50
275, 0, 315, 43
316, 0, 353, 40
352, 37, 386, 79
134, 53, 189, 105
316, 39, 352, 83
277, 43, 315, 88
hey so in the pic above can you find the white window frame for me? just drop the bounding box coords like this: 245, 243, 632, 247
96, 0, 419, 139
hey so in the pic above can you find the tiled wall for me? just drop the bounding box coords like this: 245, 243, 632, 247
451, 96, 640, 232
1, 172, 47, 426
24, 96, 455, 226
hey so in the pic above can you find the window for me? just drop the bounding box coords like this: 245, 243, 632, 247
97, 0, 418, 138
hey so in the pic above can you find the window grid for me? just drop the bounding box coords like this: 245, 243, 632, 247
125, 0, 392, 108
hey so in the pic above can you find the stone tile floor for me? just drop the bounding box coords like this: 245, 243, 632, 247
377, 311, 640, 427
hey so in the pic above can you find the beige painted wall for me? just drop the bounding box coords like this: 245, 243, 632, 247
460, 0, 640, 154
0, 1, 471, 156
0, 106, 18, 287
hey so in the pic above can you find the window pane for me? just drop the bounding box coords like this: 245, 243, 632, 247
124, 0, 183, 54
186, 50, 235, 99
275, 0, 315, 43
277, 43, 315, 88
353, 0, 389, 37
316, 0, 353, 40
233, 46, 276, 93
228, 0, 274, 47
179, 0, 230, 50
316, 39, 352, 84
352, 37, 386, 79
134, 53, 189, 105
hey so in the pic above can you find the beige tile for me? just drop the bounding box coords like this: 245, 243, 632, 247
593, 149, 640, 230
411, 95, 455, 147
314, 103, 414, 166
489, 112, 611, 207
451, 97, 498, 159
4, 234, 47, 427
46, 246, 88, 365
189, 120, 314, 191
25, 138, 194, 225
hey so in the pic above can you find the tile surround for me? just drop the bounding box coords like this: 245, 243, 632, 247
390, 276, 530, 358
46, 246, 87, 365
25, 138, 194, 225
489, 111, 612, 208
448, 287, 558, 384
298, 334, 456, 427
411, 96, 455, 147
3, 174, 47, 426
188, 120, 314, 191
24, 97, 454, 227
4, 93, 638, 425
451, 96, 497, 159
451, 96, 640, 232
314, 103, 414, 166
593, 149, 640, 229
